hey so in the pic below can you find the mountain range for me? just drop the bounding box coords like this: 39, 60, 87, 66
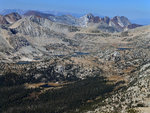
23, 11, 143, 32
0, 10, 143, 62
0, 10, 142, 32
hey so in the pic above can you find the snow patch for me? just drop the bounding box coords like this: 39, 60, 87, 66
20, 57, 33, 61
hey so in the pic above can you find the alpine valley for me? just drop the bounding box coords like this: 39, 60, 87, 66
0, 10, 150, 113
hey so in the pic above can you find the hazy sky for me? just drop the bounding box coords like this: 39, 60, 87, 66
0, 0, 150, 20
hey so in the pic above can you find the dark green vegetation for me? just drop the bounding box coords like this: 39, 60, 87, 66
127, 109, 140, 113
0, 73, 117, 113
0, 73, 41, 86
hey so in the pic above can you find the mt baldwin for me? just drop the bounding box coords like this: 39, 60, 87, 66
0, 9, 150, 113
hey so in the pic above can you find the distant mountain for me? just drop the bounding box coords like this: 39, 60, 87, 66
110, 16, 131, 29
0, 9, 83, 17
4, 13, 22, 24
24, 10, 80, 26
0, 10, 142, 32
42, 10, 83, 17
24, 10, 54, 18
0, 9, 25, 15
48, 15, 79, 26
0, 13, 21, 25
77, 14, 142, 32
0, 9, 148, 25
22, 11, 142, 32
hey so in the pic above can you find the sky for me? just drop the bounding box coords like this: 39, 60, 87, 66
0, 0, 150, 24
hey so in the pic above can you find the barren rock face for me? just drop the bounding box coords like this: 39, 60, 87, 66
4, 12, 22, 24
0, 15, 9, 24
0, 13, 21, 25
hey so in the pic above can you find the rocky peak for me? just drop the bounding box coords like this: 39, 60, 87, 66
9, 15, 52, 31
111, 16, 131, 28
26, 15, 47, 24
4, 12, 22, 24
120, 16, 131, 26
102, 16, 110, 24
0, 13, 21, 25
79, 13, 101, 26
